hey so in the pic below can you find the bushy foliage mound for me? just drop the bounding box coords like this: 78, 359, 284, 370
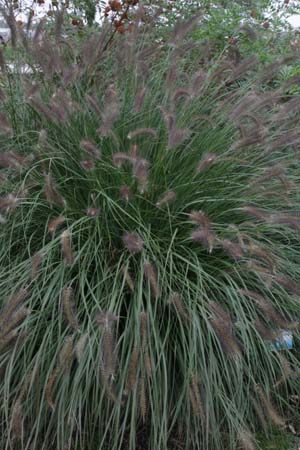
0, 10, 300, 450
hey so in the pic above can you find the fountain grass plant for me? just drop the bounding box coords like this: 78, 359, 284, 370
0, 8, 300, 450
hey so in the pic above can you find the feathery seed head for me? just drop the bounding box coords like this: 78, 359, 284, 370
0, 112, 12, 136
95, 311, 119, 327
133, 158, 149, 193
129, 144, 139, 159
134, 87, 146, 112
196, 153, 217, 173
0, 194, 21, 212
11, 398, 23, 440
60, 229, 75, 266
44, 173, 66, 207
256, 384, 285, 427
62, 287, 79, 331
126, 346, 139, 392
156, 190, 176, 208
238, 430, 257, 450
58, 335, 75, 373
122, 232, 144, 253
45, 367, 60, 411
113, 152, 132, 168
127, 128, 157, 140
48, 216, 65, 234
80, 160, 95, 171
189, 210, 211, 227
121, 264, 135, 292
86, 207, 101, 217
144, 261, 160, 298
75, 333, 89, 363
170, 292, 190, 322
191, 228, 215, 253
221, 239, 244, 260
239, 289, 296, 329
139, 377, 147, 422
189, 374, 205, 419
80, 140, 101, 159
120, 185, 132, 202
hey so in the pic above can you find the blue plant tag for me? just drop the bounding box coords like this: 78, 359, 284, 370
270, 330, 293, 350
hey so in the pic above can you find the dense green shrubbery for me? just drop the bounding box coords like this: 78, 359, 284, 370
0, 9, 300, 450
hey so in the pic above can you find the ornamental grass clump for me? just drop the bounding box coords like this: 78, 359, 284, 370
0, 8, 300, 450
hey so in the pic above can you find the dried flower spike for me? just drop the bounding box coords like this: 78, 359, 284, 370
144, 350, 153, 379
156, 191, 176, 208
0, 288, 29, 327
0, 329, 18, 352
48, 216, 65, 234
140, 311, 149, 351
11, 398, 23, 440
239, 289, 296, 329
58, 335, 75, 373
133, 158, 149, 194
275, 275, 300, 295
75, 333, 89, 363
44, 173, 65, 207
241, 205, 269, 221
80, 139, 101, 159
126, 346, 139, 392
127, 128, 157, 140
121, 264, 135, 292
171, 14, 201, 46
95, 311, 119, 327
80, 160, 95, 171
196, 153, 217, 173
168, 127, 190, 149
210, 317, 241, 359
189, 210, 211, 227
189, 374, 205, 418
253, 319, 277, 341
209, 302, 241, 359
0, 151, 29, 170
129, 144, 139, 159
120, 185, 132, 202
0, 112, 12, 136
1, 306, 31, 337
221, 239, 244, 260
100, 324, 117, 381
256, 384, 285, 427
113, 152, 132, 168
247, 243, 276, 272
45, 366, 60, 411
172, 87, 192, 103
86, 207, 101, 218
269, 213, 300, 230
144, 261, 160, 298
274, 354, 291, 389
62, 287, 79, 331
191, 228, 215, 254
238, 430, 257, 450
170, 292, 190, 322
98, 84, 119, 136
139, 377, 147, 422
30, 251, 44, 280
160, 107, 190, 149
0, 194, 20, 212
123, 232, 144, 253
134, 87, 146, 113
61, 230, 75, 266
